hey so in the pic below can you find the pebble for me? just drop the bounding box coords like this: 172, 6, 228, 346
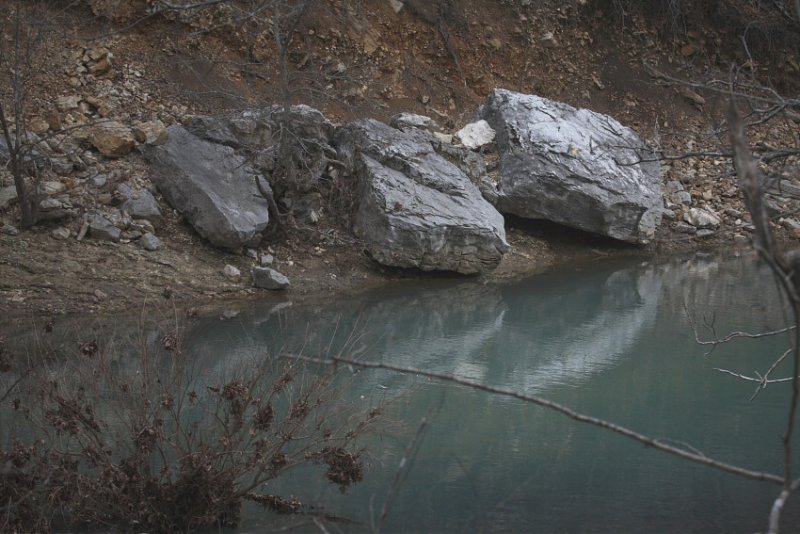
91, 174, 108, 188
51, 226, 71, 240
140, 232, 161, 251
0, 224, 19, 236
223, 264, 241, 282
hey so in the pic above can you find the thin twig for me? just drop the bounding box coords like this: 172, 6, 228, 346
287, 353, 785, 486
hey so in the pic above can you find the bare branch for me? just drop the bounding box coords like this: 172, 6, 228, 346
287, 353, 785, 486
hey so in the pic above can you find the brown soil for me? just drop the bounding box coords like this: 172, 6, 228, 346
0, 0, 797, 324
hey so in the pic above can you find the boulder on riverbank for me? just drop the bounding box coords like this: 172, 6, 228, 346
335, 119, 509, 274
478, 89, 662, 244
142, 125, 270, 250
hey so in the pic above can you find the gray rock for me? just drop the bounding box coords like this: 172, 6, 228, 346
781, 218, 800, 231
51, 226, 70, 240
41, 181, 66, 195
771, 180, 800, 200
259, 253, 274, 266
50, 156, 74, 175
252, 266, 290, 290
117, 183, 162, 223
91, 174, 108, 188
664, 180, 684, 195
669, 191, 692, 206
140, 232, 161, 251
683, 207, 720, 229
455, 120, 496, 149
723, 207, 743, 218
142, 125, 270, 250
674, 221, 697, 234
0, 186, 18, 210
389, 113, 439, 132
696, 228, 716, 238
477, 89, 663, 244
88, 212, 121, 241
1, 223, 19, 235
39, 197, 64, 211
223, 264, 242, 282
335, 119, 509, 274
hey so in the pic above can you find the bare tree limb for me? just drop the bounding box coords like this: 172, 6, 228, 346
285, 353, 785, 486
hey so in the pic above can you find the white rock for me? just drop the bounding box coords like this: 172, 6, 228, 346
455, 120, 496, 150
433, 132, 453, 144
683, 207, 720, 229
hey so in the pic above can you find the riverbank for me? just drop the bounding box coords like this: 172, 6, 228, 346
1, 0, 797, 325
0, 203, 747, 326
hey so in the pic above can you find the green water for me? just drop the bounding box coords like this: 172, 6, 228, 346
176, 253, 799, 533
4, 252, 799, 532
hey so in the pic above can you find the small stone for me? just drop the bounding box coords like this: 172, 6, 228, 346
246, 248, 258, 259
420, 95, 430, 105
29, 116, 50, 134
118, 184, 162, 222
121, 229, 143, 240
674, 221, 697, 234
89, 121, 136, 157
782, 218, 800, 231
680, 43, 697, 57
540, 31, 558, 48
733, 233, 750, 244
388, 0, 404, 13
389, 112, 439, 132
56, 95, 82, 111
662, 209, 676, 220
132, 219, 156, 234
433, 132, 453, 144
696, 228, 715, 238
88, 212, 121, 242
671, 190, 692, 206
259, 254, 274, 266
252, 267, 291, 290
223, 264, 241, 282
50, 226, 70, 240
1, 223, 19, 235
50, 156, 74, 175
684, 207, 720, 229
664, 180, 684, 195
39, 198, 64, 211
0, 186, 18, 210
41, 181, 66, 195
140, 232, 161, 251
723, 207, 742, 218
94, 288, 107, 301
91, 174, 108, 188
455, 120, 496, 150
131, 120, 169, 145
701, 190, 714, 201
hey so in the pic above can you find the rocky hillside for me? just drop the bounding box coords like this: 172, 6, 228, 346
0, 0, 798, 319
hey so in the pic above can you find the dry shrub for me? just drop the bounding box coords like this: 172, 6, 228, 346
0, 313, 378, 532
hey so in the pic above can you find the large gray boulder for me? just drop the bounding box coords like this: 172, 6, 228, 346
478, 89, 662, 244
336, 119, 509, 274
142, 125, 269, 250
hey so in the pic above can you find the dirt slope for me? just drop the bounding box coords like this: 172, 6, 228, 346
0, 0, 798, 321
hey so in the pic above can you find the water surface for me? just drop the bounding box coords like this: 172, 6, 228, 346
179, 253, 799, 532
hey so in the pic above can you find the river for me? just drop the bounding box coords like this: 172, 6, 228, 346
3, 252, 799, 532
